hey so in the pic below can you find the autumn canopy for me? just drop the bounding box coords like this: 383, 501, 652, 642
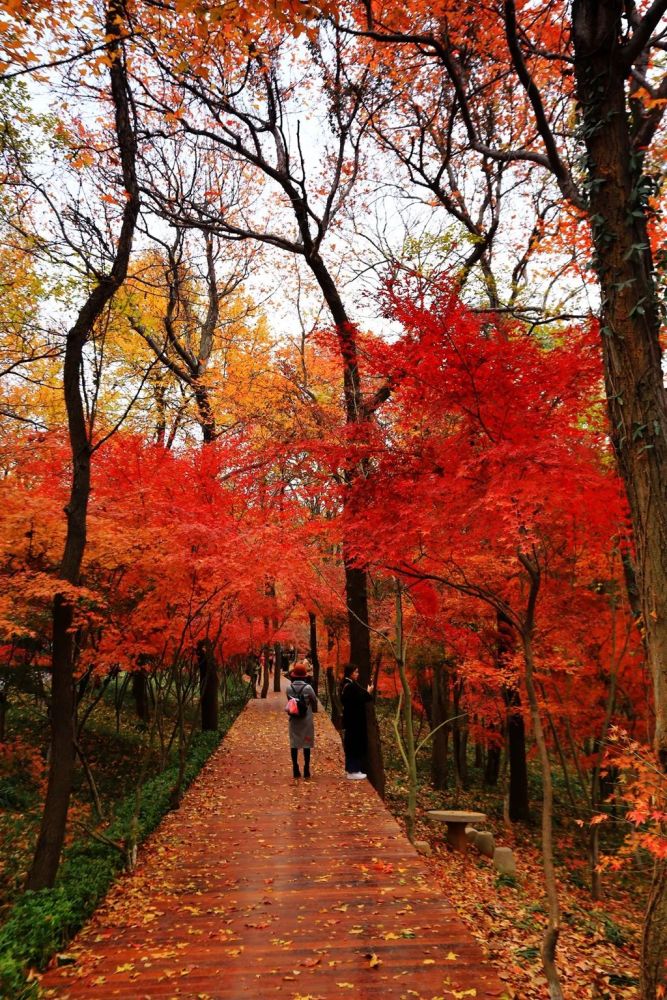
0, 1, 666, 998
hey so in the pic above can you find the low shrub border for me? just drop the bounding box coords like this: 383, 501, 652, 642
0, 697, 247, 999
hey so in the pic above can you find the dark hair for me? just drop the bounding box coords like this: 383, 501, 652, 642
342, 663, 358, 679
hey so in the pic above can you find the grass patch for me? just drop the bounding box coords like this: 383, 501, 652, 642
494, 872, 519, 889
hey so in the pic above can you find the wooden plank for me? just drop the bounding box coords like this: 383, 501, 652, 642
40, 690, 507, 999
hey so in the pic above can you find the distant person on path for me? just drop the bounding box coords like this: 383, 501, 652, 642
286, 661, 318, 779
340, 663, 373, 780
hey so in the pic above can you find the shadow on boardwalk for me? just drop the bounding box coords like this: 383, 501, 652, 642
41, 687, 507, 999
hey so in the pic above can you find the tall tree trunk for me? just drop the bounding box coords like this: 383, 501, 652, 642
643, 860, 667, 999
273, 644, 283, 691
452, 676, 468, 790
198, 638, 218, 731
504, 685, 530, 822
26, 0, 139, 890
0, 681, 7, 741
28, 595, 77, 889
474, 734, 484, 770
273, 636, 282, 693
262, 580, 279, 697
344, 555, 385, 796
572, 13, 667, 990
154, 378, 167, 445
430, 661, 450, 791
393, 582, 417, 841
309, 611, 320, 695
518, 558, 562, 999
326, 666, 343, 730
484, 732, 501, 786
260, 650, 271, 699
194, 383, 216, 444
309, 252, 386, 797
523, 632, 563, 1000
132, 669, 150, 724
572, 0, 667, 771
498, 611, 530, 821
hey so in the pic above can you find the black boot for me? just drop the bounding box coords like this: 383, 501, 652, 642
291, 748, 301, 779
303, 749, 311, 780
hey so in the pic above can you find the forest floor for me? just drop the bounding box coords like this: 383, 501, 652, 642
0, 682, 244, 916
39, 687, 505, 999
372, 701, 646, 1000
0, 688, 146, 914
0, 683, 648, 999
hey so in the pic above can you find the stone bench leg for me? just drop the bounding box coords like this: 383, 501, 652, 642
446, 821, 468, 853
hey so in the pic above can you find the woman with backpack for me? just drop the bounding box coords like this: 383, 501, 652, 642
285, 661, 318, 779
340, 662, 374, 779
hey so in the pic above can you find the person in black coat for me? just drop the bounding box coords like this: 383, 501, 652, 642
340, 663, 373, 780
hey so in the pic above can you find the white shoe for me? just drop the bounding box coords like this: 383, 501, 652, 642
346, 771, 367, 780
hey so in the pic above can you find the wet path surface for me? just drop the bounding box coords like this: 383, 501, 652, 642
41, 688, 506, 999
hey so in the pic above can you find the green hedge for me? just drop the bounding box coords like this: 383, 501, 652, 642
0, 699, 246, 999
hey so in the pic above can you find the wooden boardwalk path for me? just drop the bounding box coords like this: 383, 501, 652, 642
41, 687, 507, 1000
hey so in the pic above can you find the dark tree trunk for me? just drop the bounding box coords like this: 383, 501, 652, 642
194, 383, 216, 445
497, 611, 530, 822
198, 639, 218, 731
572, 0, 667, 775
505, 691, 530, 822
326, 666, 343, 731
260, 650, 270, 699
419, 676, 433, 725
642, 859, 667, 1000
154, 380, 167, 445
259, 657, 276, 698
273, 639, 282, 693
453, 731, 468, 788
26, 0, 139, 891
571, 14, 667, 986
364, 699, 385, 796
430, 660, 450, 791
306, 251, 385, 798
452, 677, 468, 789
309, 612, 320, 695
0, 684, 7, 741
474, 736, 484, 769
132, 669, 150, 723
274, 641, 282, 683
344, 558, 371, 682
27, 596, 77, 888
344, 554, 385, 797
484, 737, 501, 786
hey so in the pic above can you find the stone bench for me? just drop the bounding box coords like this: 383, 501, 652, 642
426, 810, 487, 854
466, 826, 495, 858
493, 846, 517, 875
